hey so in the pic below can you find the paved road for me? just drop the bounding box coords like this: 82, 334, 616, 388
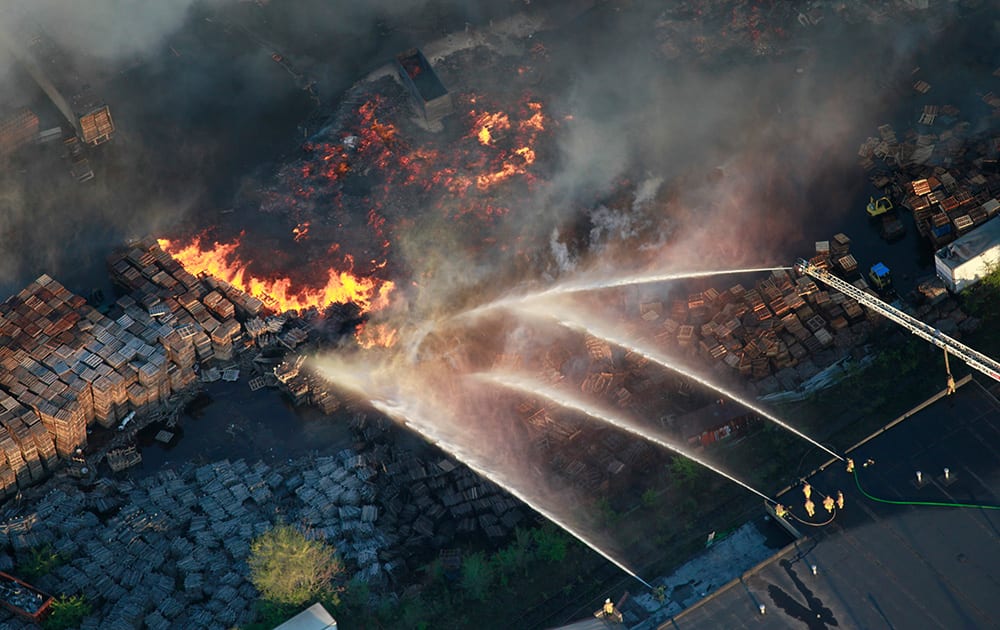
667, 379, 1000, 629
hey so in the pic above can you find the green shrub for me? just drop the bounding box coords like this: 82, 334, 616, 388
19, 545, 63, 581
43, 594, 90, 630
460, 552, 494, 602
533, 525, 568, 563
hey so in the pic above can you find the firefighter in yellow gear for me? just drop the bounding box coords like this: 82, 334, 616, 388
603, 598, 615, 618
774, 504, 788, 519
805, 499, 815, 518
846, 458, 855, 473
802, 483, 812, 501
836, 491, 845, 510
823, 495, 835, 514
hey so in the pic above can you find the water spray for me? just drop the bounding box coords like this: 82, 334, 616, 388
551, 266, 794, 295
455, 267, 793, 321
515, 302, 845, 462
370, 398, 654, 590
313, 356, 654, 589
479, 372, 778, 505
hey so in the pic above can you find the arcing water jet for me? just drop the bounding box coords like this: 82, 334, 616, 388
455, 266, 792, 321
514, 301, 845, 462
478, 372, 778, 504
313, 355, 654, 589
370, 398, 654, 590
552, 266, 794, 295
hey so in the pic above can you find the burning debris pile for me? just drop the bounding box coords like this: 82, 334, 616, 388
110, 238, 358, 414
243, 56, 555, 292
860, 70, 1000, 248
157, 235, 393, 317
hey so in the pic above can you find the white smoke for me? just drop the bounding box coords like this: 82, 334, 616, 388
549, 227, 574, 273
589, 204, 638, 245
632, 176, 663, 208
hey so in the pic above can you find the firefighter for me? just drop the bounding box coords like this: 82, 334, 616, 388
775, 504, 788, 519
846, 458, 855, 473
805, 499, 815, 518
802, 483, 812, 501
603, 598, 616, 618
836, 491, 845, 510
823, 495, 835, 514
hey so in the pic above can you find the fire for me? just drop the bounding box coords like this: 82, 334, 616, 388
519, 101, 545, 133
292, 222, 310, 242
473, 111, 510, 146
157, 235, 394, 314
356, 322, 399, 349
475, 145, 537, 190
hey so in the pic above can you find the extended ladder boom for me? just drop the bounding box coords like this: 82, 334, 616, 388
795, 259, 1000, 383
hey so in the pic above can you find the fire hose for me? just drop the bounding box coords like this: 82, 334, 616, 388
853, 470, 1000, 511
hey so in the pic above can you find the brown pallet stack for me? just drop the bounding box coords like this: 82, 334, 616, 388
4, 416, 43, 482
210, 319, 241, 362
676, 325, 695, 348
831, 233, 851, 257
835, 254, 858, 275
669, 299, 689, 324
202, 276, 265, 319
687, 293, 708, 325
655, 319, 680, 346
202, 291, 236, 321
0, 271, 210, 485
0, 433, 21, 496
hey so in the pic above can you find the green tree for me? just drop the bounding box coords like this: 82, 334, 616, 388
336, 576, 370, 614
43, 594, 91, 630
460, 552, 494, 602
642, 488, 659, 508
245, 600, 295, 630
19, 545, 63, 581
492, 525, 535, 587
963, 260, 1000, 318
248, 524, 345, 607
532, 524, 568, 563
669, 456, 701, 488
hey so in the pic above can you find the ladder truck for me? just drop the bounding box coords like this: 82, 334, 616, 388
794, 259, 1000, 384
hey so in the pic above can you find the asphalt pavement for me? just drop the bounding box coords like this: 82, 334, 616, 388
664, 378, 1000, 629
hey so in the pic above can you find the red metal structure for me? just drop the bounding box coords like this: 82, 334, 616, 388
0, 571, 53, 622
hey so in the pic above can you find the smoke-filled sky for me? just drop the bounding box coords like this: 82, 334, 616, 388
0, 0, 530, 294
0, 0, 995, 302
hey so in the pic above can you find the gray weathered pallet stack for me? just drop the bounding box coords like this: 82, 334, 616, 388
0, 449, 405, 627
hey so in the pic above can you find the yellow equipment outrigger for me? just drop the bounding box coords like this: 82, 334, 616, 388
867, 195, 893, 217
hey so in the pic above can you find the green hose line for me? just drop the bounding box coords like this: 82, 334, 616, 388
854, 470, 1000, 510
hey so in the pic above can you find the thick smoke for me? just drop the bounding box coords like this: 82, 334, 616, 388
0, 0, 524, 294
472, 2, 964, 288
370, 2, 976, 325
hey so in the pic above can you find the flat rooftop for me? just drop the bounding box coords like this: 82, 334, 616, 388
664, 378, 1000, 629
935, 213, 1000, 271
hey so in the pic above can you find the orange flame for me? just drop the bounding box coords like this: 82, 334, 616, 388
355, 322, 399, 349
292, 222, 310, 242
475, 145, 537, 190
157, 236, 394, 314
473, 111, 510, 146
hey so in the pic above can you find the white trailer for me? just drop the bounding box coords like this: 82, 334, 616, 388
935, 215, 1000, 292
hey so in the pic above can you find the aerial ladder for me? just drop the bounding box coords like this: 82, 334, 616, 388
795, 259, 1000, 384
